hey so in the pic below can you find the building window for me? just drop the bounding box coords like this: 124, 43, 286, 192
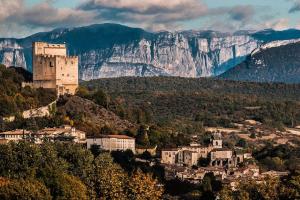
50, 61, 54, 67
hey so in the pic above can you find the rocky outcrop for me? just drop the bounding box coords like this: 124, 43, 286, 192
0, 39, 27, 69
57, 95, 135, 132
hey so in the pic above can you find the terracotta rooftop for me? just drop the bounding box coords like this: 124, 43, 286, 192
107, 135, 134, 139
0, 129, 30, 135
87, 135, 134, 139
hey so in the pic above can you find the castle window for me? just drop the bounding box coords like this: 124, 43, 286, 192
50, 61, 54, 67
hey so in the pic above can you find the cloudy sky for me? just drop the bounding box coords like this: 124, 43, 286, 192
1, 0, 300, 38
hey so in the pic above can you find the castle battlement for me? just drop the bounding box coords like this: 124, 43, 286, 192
36, 55, 78, 59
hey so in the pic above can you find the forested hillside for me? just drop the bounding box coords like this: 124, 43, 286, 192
0, 65, 56, 117
82, 77, 300, 128
82, 77, 300, 100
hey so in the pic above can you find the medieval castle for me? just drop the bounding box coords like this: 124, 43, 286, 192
23, 42, 78, 95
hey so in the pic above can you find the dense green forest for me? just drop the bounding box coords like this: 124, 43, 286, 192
79, 77, 300, 134
0, 65, 56, 117
82, 76, 300, 100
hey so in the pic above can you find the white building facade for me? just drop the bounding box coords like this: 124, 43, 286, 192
87, 135, 135, 153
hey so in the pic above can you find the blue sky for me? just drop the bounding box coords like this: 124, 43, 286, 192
2, 0, 300, 38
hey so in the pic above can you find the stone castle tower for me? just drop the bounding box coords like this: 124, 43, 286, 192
23, 42, 78, 95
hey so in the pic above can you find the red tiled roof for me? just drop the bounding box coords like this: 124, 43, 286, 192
93, 135, 135, 139
108, 135, 134, 139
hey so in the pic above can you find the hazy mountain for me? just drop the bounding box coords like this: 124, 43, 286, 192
1, 24, 300, 80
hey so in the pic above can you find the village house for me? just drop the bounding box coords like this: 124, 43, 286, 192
161, 132, 222, 167
86, 135, 136, 153
0, 125, 86, 144
0, 129, 30, 143
161, 145, 214, 167
161, 148, 179, 165
210, 148, 236, 167
38, 125, 86, 144
160, 132, 259, 184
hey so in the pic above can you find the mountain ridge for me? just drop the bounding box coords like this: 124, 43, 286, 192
220, 40, 300, 83
1, 23, 300, 80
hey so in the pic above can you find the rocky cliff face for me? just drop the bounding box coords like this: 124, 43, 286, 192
0, 39, 27, 69
80, 33, 260, 79
1, 24, 300, 80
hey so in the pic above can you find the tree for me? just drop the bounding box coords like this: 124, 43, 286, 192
0, 142, 42, 179
0, 178, 51, 200
100, 125, 114, 135
90, 144, 102, 157
257, 176, 280, 200
250, 132, 256, 139
93, 153, 128, 200
42, 172, 88, 200
111, 150, 135, 173
126, 169, 163, 200
0, 118, 6, 132
218, 186, 234, 200
234, 190, 250, 200
54, 174, 88, 200
76, 86, 90, 99
136, 125, 150, 147
52, 143, 95, 199
236, 176, 280, 200
280, 174, 300, 199
93, 89, 110, 108
140, 151, 152, 160
237, 138, 248, 148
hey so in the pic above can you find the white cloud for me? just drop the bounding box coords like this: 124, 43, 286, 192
0, 0, 23, 22
79, 0, 208, 30
15, 2, 96, 27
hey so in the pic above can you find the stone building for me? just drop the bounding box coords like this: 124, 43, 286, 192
178, 150, 199, 166
210, 148, 236, 167
0, 125, 86, 144
87, 135, 136, 153
161, 148, 180, 165
211, 132, 223, 149
161, 144, 213, 166
23, 42, 78, 95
